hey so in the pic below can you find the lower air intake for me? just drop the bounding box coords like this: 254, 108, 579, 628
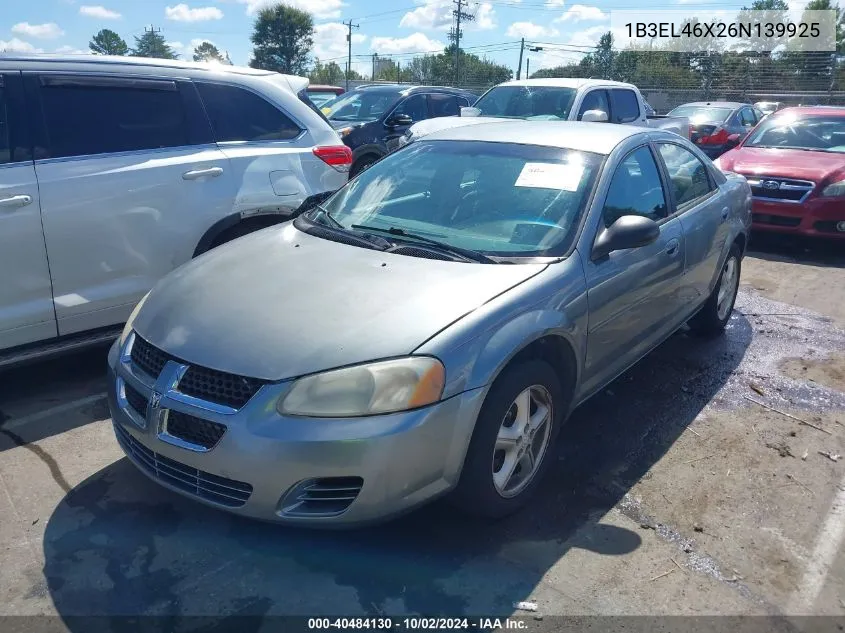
279, 477, 364, 518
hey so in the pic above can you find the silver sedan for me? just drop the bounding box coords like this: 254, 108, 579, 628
107, 121, 751, 526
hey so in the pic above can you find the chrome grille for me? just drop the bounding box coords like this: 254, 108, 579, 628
280, 477, 364, 517
746, 176, 815, 203
130, 335, 169, 379
178, 366, 266, 409
164, 410, 226, 450
114, 423, 252, 507
124, 383, 148, 418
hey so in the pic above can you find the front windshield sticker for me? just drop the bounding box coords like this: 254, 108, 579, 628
514, 162, 584, 191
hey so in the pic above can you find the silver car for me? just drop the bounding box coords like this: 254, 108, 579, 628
107, 122, 751, 526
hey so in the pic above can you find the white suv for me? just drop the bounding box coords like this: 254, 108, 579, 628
0, 54, 350, 366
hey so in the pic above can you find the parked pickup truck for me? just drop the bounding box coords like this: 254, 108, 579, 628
398, 78, 689, 148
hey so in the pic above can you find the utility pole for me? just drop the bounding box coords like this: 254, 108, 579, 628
145, 25, 161, 35
344, 19, 359, 91
450, 0, 474, 87
396, 60, 401, 83
372, 53, 378, 81
526, 58, 530, 78
516, 38, 525, 80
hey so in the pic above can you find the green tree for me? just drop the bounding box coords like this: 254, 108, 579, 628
193, 41, 224, 63
249, 3, 313, 74
309, 59, 345, 84
89, 29, 128, 56
131, 30, 178, 59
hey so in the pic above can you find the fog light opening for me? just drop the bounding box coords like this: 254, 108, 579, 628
836, 221, 845, 233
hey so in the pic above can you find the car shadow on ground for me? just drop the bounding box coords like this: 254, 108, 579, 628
40, 313, 752, 624
747, 233, 845, 269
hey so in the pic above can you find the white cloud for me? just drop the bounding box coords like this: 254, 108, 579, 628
545, 0, 565, 6
371, 33, 445, 54
399, 0, 495, 32
12, 22, 65, 39
555, 4, 606, 23
166, 40, 186, 54
506, 21, 558, 38
79, 5, 122, 19
313, 22, 367, 69
165, 4, 224, 21
238, 0, 343, 20
0, 38, 44, 53
55, 45, 91, 54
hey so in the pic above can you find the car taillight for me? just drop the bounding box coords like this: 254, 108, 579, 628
699, 127, 729, 145
313, 145, 353, 172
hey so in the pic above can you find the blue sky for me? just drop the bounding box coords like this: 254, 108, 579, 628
0, 0, 815, 76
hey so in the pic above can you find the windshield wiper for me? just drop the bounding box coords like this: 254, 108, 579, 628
305, 208, 391, 249
351, 224, 494, 263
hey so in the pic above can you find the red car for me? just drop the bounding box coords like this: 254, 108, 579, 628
714, 107, 845, 239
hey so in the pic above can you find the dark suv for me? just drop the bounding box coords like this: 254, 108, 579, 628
322, 84, 477, 176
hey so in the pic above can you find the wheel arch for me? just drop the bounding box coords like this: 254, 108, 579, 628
192, 213, 287, 257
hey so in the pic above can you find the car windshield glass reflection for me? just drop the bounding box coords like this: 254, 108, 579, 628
473, 86, 578, 120
324, 91, 401, 122
668, 106, 733, 123
320, 140, 602, 259
744, 114, 845, 152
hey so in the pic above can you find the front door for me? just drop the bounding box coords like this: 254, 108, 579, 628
0, 72, 56, 350
581, 144, 686, 396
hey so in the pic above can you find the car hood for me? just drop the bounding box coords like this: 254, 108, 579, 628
720, 147, 845, 182
132, 224, 548, 382
409, 116, 509, 139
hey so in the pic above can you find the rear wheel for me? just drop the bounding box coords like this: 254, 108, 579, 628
451, 360, 565, 518
688, 243, 742, 336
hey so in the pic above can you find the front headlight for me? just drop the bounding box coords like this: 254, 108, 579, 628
821, 180, 845, 197
118, 291, 150, 346
278, 357, 445, 418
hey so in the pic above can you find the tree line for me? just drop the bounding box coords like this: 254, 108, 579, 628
88, 28, 232, 64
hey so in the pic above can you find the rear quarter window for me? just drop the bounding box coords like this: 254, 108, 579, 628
196, 82, 302, 142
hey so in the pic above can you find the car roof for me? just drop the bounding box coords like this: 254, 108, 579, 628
676, 101, 747, 110
308, 85, 344, 91
354, 83, 474, 95
493, 77, 637, 90
422, 120, 649, 155
771, 105, 845, 117
0, 53, 278, 76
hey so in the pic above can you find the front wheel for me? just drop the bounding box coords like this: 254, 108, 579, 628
688, 244, 742, 336
450, 360, 565, 518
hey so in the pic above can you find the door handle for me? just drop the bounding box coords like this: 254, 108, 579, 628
721, 207, 730, 222
0, 194, 33, 209
665, 238, 680, 256
182, 167, 223, 180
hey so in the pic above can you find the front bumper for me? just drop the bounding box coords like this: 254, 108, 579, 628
106, 338, 486, 526
751, 197, 845, 239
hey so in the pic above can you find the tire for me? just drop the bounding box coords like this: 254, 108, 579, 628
450, 360, 566, 519
688, 243, 742, 337
350, 155, 378, 178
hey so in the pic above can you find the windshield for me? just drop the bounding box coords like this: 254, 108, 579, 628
323, 90, 401, 122
308, 91, 339, 108
743, 113, 845, 152
668, 105, 733, 123
317, 140, 602, 259
472, 86, 577, 120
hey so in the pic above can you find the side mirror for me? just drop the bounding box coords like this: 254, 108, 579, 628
386, 113, 413, 128
461, 106, 482, 117
582, 109, 609, 123
592, 215, 660, 260
726, 133, 741, 147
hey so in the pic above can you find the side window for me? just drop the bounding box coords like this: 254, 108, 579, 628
458, 96, 472, 107
577, 90, 609, 120
0, 78, 9, 165
602, 146, 667, 227
739, 108, 756, 127
429, 94, 460, 117
656, 143, 715, 208
196, 82, 302, 142
39, 76, 189, 159
609, 89, 641, 123
393, 94, 429, 122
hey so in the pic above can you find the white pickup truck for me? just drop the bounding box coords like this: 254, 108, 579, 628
399, 78, 689, 147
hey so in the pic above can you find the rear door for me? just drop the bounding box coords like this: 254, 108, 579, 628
29, 73, 234, 335
0, 72, 57, 350
654, 141, 726, 310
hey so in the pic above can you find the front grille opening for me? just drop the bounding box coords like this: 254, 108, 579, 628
753, 213, 802, 227
124, 383, 148, 418
130, 335, 169, 379
279, 476, 364, 518
114, 423, 252, 507
178, 366, 267, 409
165, 410, 226, 450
